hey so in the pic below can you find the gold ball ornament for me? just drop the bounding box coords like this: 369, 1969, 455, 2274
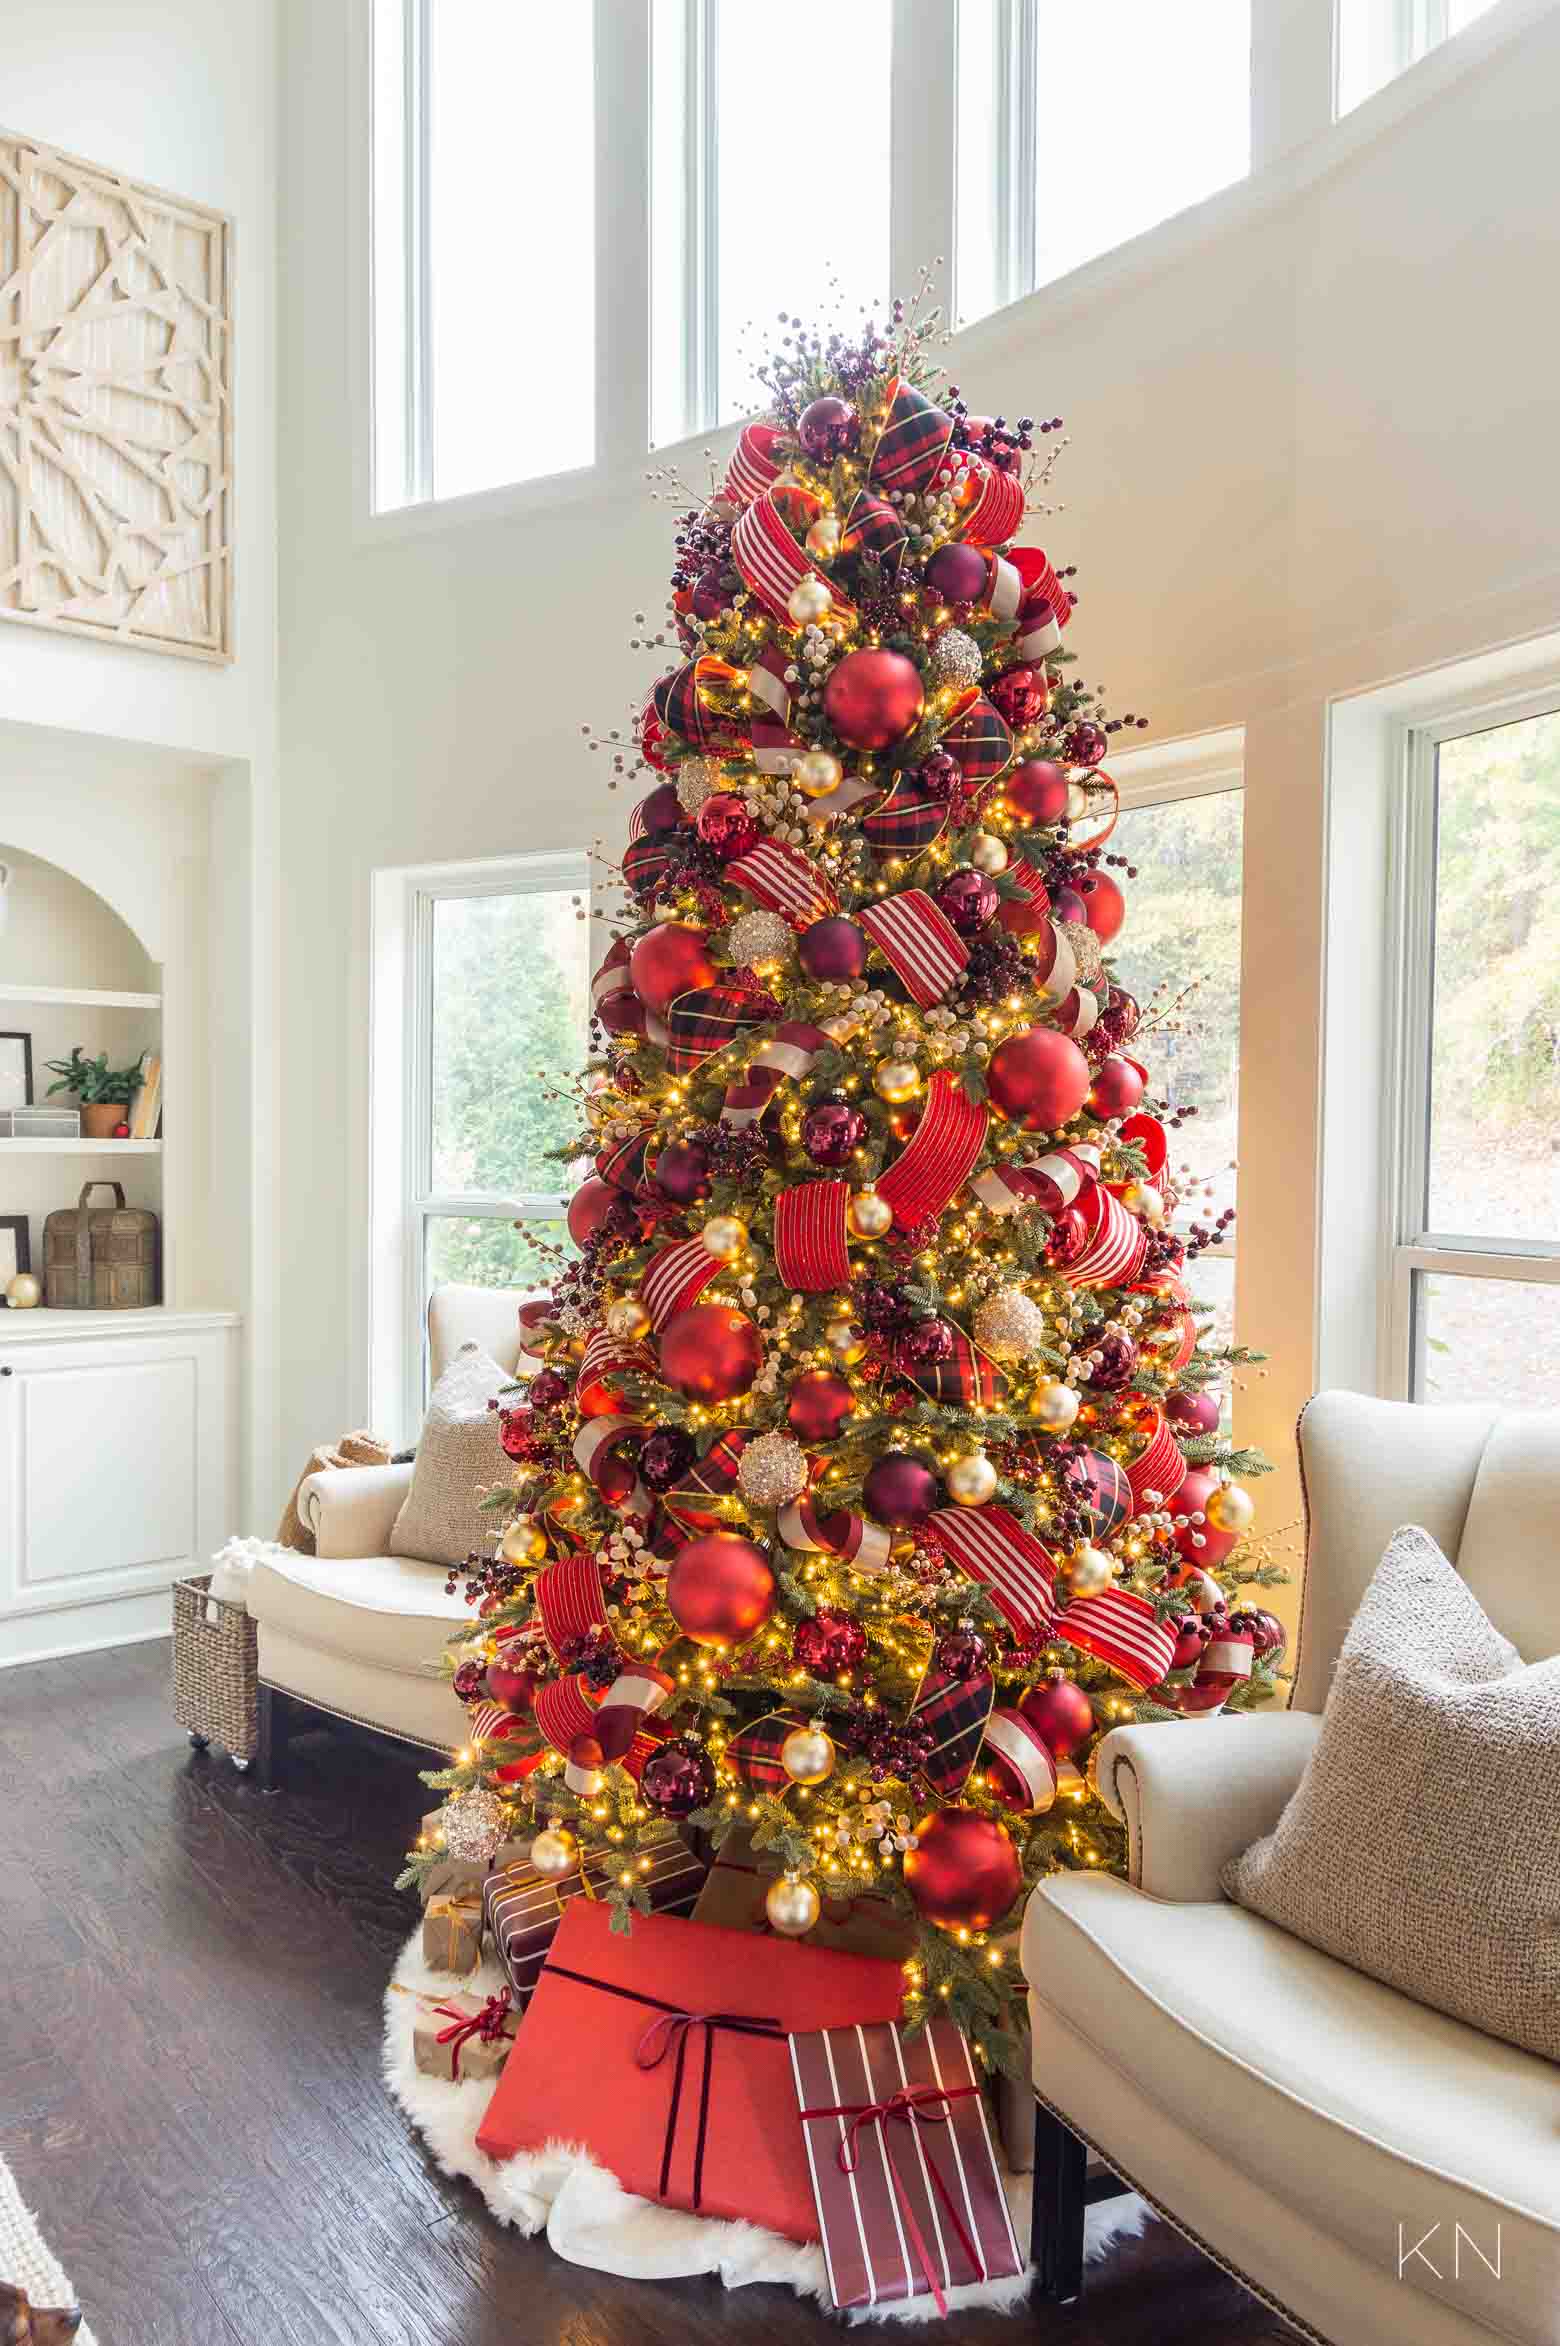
727, 907, 794, 971
1204, 1480, 1256, 1537
794, 746, 844, 800
824, 1319, 867, 1364
1064, 1543, 1117, 1597
846, 1185, 894, 1240
969, 830, 1011, 876
676, 757, 723, 817
700, 1213, 749, 1261
946, 1451, 999, 1507
1029, 1379, 1082, 1433
529, 1826, 578, 1880
765, 1874, 822, 1937
1122, 1181, 1166, 1228
5, 1272, 40, 1309
973, 1287, 1048, 1363
788, 575, 833, 626
805, 515, 842, 562
605, 1296, 652, 1343
873, 1057, 921, 1104
781, 1723, 837, 1785
737, 1429, 810, 1508
500, 1514, 548, 1566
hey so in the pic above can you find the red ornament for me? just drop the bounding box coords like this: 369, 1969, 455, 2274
1169, 1612, 1211, 1670
497, 1407, 535, 1461
987, 1026, 1092, 1130
695, 792, 758, 861
786, 1371, 857, 1442
934, 868, 1000, 937
797, 915, 869, 983
659, 1303, 762, 1402
1050, 884, 1086, 925
641, 1739, 714, 1814
1165, 1388, 1220, 1435
1044, 1205, 1091, 1268
485, 1661, 538, 1713
1078, 870, 1125, 943
666, 1533, 776, 1646
802, 1098, 867, 1166
1173, 1466, 1240, 1570
934, 1627, 989, 1680
630, 923, 717, 1016
900, 1316, 954, 1366
1084, 1331, 1138, 1390
1020, 1677, 1095, 1759
863, 1452, 939, 1527
1098, 986, 1141, 1045
1230, 1606, 1287, 1661
639, 781, 685, 834
690, 569, 728, 621
113, 1120, 132, 1139
823, 649, 925, 751
1003, 759, 1070, 825
904, 1809, 1023, 1931
1088, 1055, 1146, 1118
797, 394, 860, 460
566, 1177, 618, 1247
924, 542, 989, 605
653, 1139, 712, 1205
791, 1609, 868, 1676
526, 1368, 568, 1408
1066, 721, 1108, 768
990, 666, 1049, 729
916, 748, 965, 805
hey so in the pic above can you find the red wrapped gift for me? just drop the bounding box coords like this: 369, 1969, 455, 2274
790, 2018, 1023, 2314
482, 1825, 705, 2006
475, 1900, 905, 2239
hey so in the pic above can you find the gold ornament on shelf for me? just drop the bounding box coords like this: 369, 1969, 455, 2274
1205, 1481, 1256, 1536
5, 1272, 40, 1309
700, 1213, 749, 1261
788, 576, 832, 625
847, 1185, 894, 1239
945, 1451, 998, 1507
529, 1826, 578, 1879
805, 515, 842, 562
1122, 1181, 1165, 1227
500, 1514, 548, 1566
605, 1296, 652, 1343
824, 1319, 867, 1364
737, 1430, 810, 1508
973, 1286, 1048, 1362
765, 1874, 822, 1937
1064, 1543, 1116, 1597
873, 1057, 921, 1104
794, 746, 844, 800
781, 1723, 837, 1785
1029, 1379, 1082, 1433
969, 830, 1011, 876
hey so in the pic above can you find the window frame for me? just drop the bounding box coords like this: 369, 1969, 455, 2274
1378, 686, 1560, 1399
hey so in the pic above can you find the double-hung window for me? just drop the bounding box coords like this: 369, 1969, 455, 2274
1335, 0, 1500, 116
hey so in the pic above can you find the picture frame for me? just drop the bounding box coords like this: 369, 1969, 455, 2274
0, 1031, 32, 1110
0, 1214, 29, 1287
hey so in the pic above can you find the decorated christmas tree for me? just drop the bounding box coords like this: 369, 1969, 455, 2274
411, 295, 1286, 2067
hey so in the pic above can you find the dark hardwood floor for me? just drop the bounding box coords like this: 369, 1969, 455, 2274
0, 1642, 1290, 2345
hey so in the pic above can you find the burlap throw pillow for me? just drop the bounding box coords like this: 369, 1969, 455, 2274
388, 1343, 506, 1568
1223, 1523, 1560, 2063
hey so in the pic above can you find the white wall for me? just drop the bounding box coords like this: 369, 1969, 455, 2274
277, 1, 1560, 1627
0, 0, 282, 1517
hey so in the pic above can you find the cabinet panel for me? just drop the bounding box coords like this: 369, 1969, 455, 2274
18, 1355, 197, 1585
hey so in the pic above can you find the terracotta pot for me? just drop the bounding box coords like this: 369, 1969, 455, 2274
80, 1101, 125, 1139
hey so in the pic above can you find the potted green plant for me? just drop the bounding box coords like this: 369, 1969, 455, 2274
44, 1047, 147, 1140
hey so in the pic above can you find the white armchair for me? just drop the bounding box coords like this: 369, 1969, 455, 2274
1022, 1390, 1560, 2346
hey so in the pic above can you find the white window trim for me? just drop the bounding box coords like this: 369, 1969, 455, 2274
369, 851, 591, 1442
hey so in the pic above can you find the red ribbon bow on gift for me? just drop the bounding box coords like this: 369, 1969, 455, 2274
800, 2082, 987, 2316
433, 1986, 514, 2081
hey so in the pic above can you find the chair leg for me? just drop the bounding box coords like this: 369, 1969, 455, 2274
1031, 2100, 1087, 2304
256, 1683, 289, 1793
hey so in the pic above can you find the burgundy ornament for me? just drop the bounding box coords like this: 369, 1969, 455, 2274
1003, 759, 1070, 825
639, 781, 686, 834
1097, 987, 1141, 1047
802, 1098, 868, 1167
690, 569, 728, 621
527, 1368, 569, 1408
823, 649, 925, 751
1019, 1677, 1094, 1759
791, 1610, 868, 1677
566, 1177, 618, 1247
695, 791, 758, 861
900, 1316, 954, 1366
797, 915, 870, 984
915, 749, 965, 804
797, 394, 860, 460
1084, 1331, 1138, 1391
934, 1627, 989, 1681
1169, 1613, 1211, 1671
451, 1659, 487, 1703
1165, 1388, 1221, 1436
924, 542, 989, 605
786, 1370, 857, 1443
639, 1426, 697, 1491
486, 1661, 538, 1713
1050, 885, 1087, 926
1088, 1055, 1147, 1119
498, 1407, 535, 1461
1230, 1606, 1287, 1661
1045, 1205, 1092, 1269
934, 867, 1000, 937
990, 666, 1049, 729
653, 1139, 712, 1205
641, 1739, 714, 1817
1066, 721, 1109, 768
863, 1452, 940, 1527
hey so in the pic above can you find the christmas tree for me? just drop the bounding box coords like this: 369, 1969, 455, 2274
411, 295, 1286, 2066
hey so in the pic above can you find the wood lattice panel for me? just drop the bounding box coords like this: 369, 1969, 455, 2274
0, 128, 232, 662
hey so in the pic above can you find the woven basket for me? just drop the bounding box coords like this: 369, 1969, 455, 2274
172, 1573, 258, 1765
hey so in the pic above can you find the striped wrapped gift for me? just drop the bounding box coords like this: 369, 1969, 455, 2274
481, 1827, 707, 2007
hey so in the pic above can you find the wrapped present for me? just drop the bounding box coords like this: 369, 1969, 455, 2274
412, 1986, 517, 2083
481, 1824, 705, 2007
476, 1901, 905, 2238
693, 1827, 917, 1963
791, 2018, 1024, 2314
417, 1808, 533, 1905
421, 1892, 484, 1976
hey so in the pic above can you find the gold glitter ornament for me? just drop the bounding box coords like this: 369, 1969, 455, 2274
1057, 919, 1105, 990
441, 1786, 507, 1863
676, 758, 724, 817
728, 908, 794, 970
929, 627, 983, 689
973, 1287, 1048, 1362
737, 1430, 809, 1508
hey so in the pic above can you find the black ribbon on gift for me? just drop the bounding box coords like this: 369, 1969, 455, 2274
545, 1963, 782, 2209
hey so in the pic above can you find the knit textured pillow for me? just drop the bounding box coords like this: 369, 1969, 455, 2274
388, 1342, 506, 1569
1223, 1523, 1560, 2063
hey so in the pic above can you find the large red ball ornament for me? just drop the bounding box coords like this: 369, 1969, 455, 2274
638, 781, 685, 835
695, 792, 758, 861
797, 394, 860, 460
666, 1533, 776, 1646
566, 1177, 618, 1247
659, 1303, 763, 1402
630, 923, 717, 1016
904, 1809, 1024, 1931
863, 1452, 940, 1527
798, 915, 870, 983
990, 666, 1049, 729
1003, 759, 1070, 825
1079, 870, 1126, 943
786, 1371, 857, 1442
1166, 1388, 1220, 1435
1174, 1466, 1241, 1569
485, 1661, 539, 1713
1020, 1678, 1095, 1759
924, 542, 989, 605
1066, 722, 1109, 768
653, 1139, 712, 1205
987, 1027, 1092, 1130
823, 649, 925, 751
1088, 1055, 1146, 1118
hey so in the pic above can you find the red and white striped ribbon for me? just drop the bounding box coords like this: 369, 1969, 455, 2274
576, 1327, 654, 1404
1126, 1409, 1188, 1511
958, 461, 1026, 546
1053, 1589, 1177, 1691
858, 890, 969, 1009
1004, 855, 1051, 924
592, 1663, 677, 1761
1010, 547, 1072, 658
725, 421, 785, 507
746, 641, 793, 722
973, 548, 1024, 621
751, 716, 806, 775
573, 1415, 652, 1519
627, 799, 649, 843
1065, 1185, 1148, 1290
968, 1161, 1049, 1215
641, 1235, 722, 1331
777, 1495, 893, 1574
531, 1672, 602, 1756
1052, 986, 1102, 1040
1019, 1143, 1100, 1214
876, 1068, 988, 1230
468, 1698, 526, 1745
731, 488, 853, 625
725, 837, 839, 928
926, 1505, 1059, 1639
772, 1180, 852, 1292
982, 1708, 1059, 1812
534, 1555, 612, 1657
720, 1020, 829, 1129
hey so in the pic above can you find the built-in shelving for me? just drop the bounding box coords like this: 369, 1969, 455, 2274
0, 982, 162, 1011
0, 1139, 162, 1156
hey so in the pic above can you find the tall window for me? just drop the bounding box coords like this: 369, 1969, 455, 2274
1386, 705, 1560, 1406
1335, 0, 1499, 116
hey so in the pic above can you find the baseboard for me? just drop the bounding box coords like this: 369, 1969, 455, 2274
0, 1591, 173, 1667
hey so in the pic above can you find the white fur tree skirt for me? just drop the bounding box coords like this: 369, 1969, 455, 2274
384, 1930, 1145, 2322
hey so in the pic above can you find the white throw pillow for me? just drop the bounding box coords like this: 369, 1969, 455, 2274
388, 1342, 508, 1569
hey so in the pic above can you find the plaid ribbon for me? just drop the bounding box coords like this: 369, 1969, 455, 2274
654, 656, 751, 749
596, 1127, 652, 1193
940, 691, 1013, 785
910, 1661, 995, 1798
896, 1324, 1007, 1407
1052, 1589, 1177, 1692
725, 419, 785, 506
534, 1555, 612, 1656
860, 775, 953, 857
665, 982, 772, 1074
840, 486, 909, 573
982, 1707, 1059, 1811
925, 1504, 1058, 1640
720, 1020, 830, 1129
876, 1069, 988, 1231
772, 1180, 852, 1292
957, 459, 1026, 546
1061, 1448, 1134, 1540
622, 832, 681, 904
1126, 1408, 1188, 1510
727, 1709, 806, 1791
663, 1429, 753, 1532
725, 838, 839, 928
869, 376, 953, 498
641, 1235, 721, 1332
858, 890, 968, 1009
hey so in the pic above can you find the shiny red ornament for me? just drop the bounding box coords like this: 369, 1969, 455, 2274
1050, 884, 1086, 925
786, 1370, 857, 1442
1044, 1205, 1092, 1268
934, 868, 1000, 937
566, 1177, 618, 1247
639, 781, 685, 834
1088, 1055, 1146, 1118
797, 915, 870, 983
527, 1368, 568, 1408
1173, 1466, 1241, 1570
934, 1627, 989, 1680
915, 748, 965, 805
863, 1452, 940, 1527
498, 1407, 535, 1461
1066, 721, 1108, 768
1078, 870, 1125, 943
695, 791, 758, 861
1230, 1606, 1287, 1660
641, 1740, 714, 1815
653, 1139, 712, 1205
904, 1808, 1023, 1931
986, 1026, 1092, 1130
1098, 987, 1141, 1046
823, 649, 925, 751
924, 542, 989, 604
1003, 759, 1070, 825
630, 923, 717, 1016
802, 1098, 868, 1166
1165, 1388, 1220, 1435
485, 1661, 538, 1713
1020, 1677, 1095, 1759
659, 1303, 763, 1402
1084, 1330, 1138, 1390
791, 1610, 868, 1677
797, 394, 860, 460
900, 1316, 954, 1366
666, 1533, 776, 1646
990, 666, 1049, 728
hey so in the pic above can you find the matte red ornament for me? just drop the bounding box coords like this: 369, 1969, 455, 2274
986, 1027, 1092, 1130
863, 1452, 939, 1527
1088, 1055, 1146, 1118
1079, 870, 1125, 943
934, 868, 1000, 937
791, 1610, 868, 1677
630, 924, 717, 1016
904, 1808, 1023, 1931
924, 542, 989, 604
797, 915, 870, 983
665, 1533, 776, 1646
1019, 1678, 1095, 1759
639, 781, 686, 834
990, 666, 1049, 728
801, 1099, 868, 1167
695, 792, 759, 861
567, 1177, 618, 1247
486, 1662, 538, 1713
1166, 1388, 1220, 1435
797, 394, 860, 460
1066, 721, 1109, 768
653, 1139, 712, 1205
1003, 759, 1070, 825
1174, 1466, 1241, 1570
659, 1303, 763, 1402
786, 1370, 857, 1442
823, 649, 925, 751
1169, 1613, 1211, 1671
690, 569, 728, 621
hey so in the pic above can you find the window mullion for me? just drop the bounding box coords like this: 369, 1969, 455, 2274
596, 0, 651, 476
405, 0, 432, 504
693, 0, 717, 433
890, 0, 958, 322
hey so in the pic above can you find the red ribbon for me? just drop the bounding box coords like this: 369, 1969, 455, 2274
799, 2083, 987, 2316
432, 1987, 515, 2080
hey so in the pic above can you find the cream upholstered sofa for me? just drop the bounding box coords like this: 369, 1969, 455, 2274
248, 1285, 527, 1784
1023, 1390, 1559, 2346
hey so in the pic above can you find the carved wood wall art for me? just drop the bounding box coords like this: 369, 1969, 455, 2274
0, 128, 233, 662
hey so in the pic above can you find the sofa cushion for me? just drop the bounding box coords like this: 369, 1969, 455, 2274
389, 1341, 508, 1567
248, 1549, 476, 1679
1024, 1872, 1559, 2341
1224, 1523, 1560, 2063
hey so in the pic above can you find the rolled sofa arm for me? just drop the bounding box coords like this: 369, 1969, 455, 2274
299, 1462, 414, 1559
1093, 1711, 1322, 1903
